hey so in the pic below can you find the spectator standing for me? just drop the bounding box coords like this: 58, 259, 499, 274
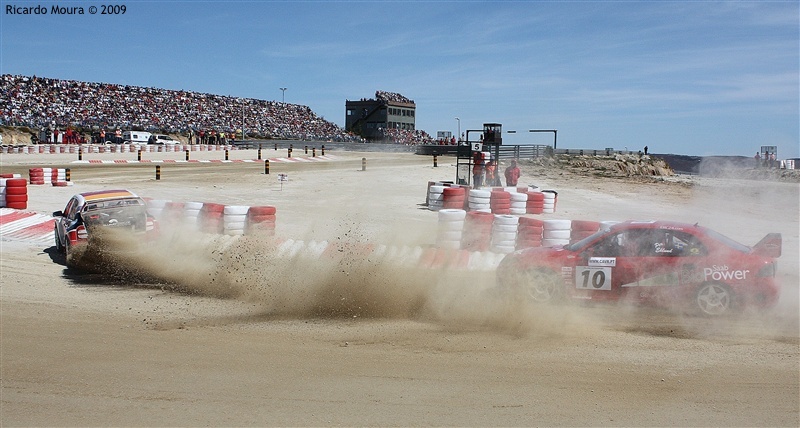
472, 151, 485, 189
504, 160, 521, 187
754, 152, 761, 167
485, 160, 499, 187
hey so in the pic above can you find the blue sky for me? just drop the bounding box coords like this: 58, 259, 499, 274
1, 1, 798, 157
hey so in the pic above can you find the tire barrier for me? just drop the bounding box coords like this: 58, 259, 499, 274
542, 219, 571, 247
491, 214, 519, 254
199, 203, 225, 234
509, 191, 528, 215
516, 217, 544, 249
468, 189, 491, 212
28, 168, 69, 185
490, 190, 512, 215
247, 206, 277, 235
442, 186, 467, 210
542, 190, 558, 214
2, 177, 28, 209
142, 200, 278, 237
1, 144, 239, 155
527, 190, 545, 214
28, 168, 45, 185
438, 215, 617, 253
570, 220, 601, 243
223, 205, 249, 236
461, 211, 494, 252
182, 201, 204, 228
429, 183, 558, 216
436, 209, 466, 249
427, 184, 445, 211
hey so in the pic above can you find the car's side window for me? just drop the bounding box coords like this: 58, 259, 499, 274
64, 198, 78, 220
671, 231, 707, 256
635, 230, 708, 257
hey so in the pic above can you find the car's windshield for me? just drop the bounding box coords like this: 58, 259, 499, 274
564, 228, 608, 251
81, 199, 147, 230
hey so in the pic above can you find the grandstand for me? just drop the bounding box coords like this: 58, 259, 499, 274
1, 74, 431, 145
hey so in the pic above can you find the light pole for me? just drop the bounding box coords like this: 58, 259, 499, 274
279, 87, 287, 103
455, 117, 460, 143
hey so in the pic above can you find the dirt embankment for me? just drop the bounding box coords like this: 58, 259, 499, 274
516, 153, 800, 184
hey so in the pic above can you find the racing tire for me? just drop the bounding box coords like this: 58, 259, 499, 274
695, 282, 734, 316
54, 227, 65, 253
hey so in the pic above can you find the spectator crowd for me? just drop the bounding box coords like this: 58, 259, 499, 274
1, 74, 374, 143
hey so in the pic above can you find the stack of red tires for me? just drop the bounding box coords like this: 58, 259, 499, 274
1, 176, 28, 209
246, 206, 277, 235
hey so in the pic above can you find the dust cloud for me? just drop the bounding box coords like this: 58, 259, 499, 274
106, 218, 600, 339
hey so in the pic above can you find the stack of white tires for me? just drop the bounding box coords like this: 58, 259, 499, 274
183, 201, 203, 228
436, 209, 466, 249
427, 184, 445, 211
223, 205, 249, 235
468, 189, 491, 212
491, 215, 519, 254
542, 219, 571, 247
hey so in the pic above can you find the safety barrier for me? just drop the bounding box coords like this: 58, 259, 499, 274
0, 176, 27, 209
28, 168, 71, 186
436, 211, 614, 252
1, 144, 238, 154
144, 199, 277, 236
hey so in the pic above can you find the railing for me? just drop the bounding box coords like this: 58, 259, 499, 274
415, 144, 640, 159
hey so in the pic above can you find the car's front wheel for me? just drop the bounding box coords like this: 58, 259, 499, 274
498, 266, 564, 303
54, 226, 65, 253
695, 282, 734, 316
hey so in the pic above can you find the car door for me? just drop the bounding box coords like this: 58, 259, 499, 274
572, 229, 644, 301
620, 228, 709, 305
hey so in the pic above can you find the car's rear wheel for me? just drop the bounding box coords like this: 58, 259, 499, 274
499, 266, 564, 303
695, 282, 733, 316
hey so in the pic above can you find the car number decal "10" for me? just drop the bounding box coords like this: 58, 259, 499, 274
575, 266, 612, 290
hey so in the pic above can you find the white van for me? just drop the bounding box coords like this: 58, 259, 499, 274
122, 131, 152, 144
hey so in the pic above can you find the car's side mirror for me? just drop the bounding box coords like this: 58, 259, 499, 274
52, 210, 63, 217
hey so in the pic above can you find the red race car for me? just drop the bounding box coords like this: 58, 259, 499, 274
53, 189, 158, 269
496, 221, 782, 316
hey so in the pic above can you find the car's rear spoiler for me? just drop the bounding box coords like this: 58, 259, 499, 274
752, 233, 781, 258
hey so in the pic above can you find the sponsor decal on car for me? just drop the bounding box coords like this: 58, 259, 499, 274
588, 257, 616, 267
703, 265, 750, 281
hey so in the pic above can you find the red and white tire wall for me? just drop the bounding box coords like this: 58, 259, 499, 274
144, 200, 277, 236
468, 189, 491, 212
436, 209, 466, 249
542, 219, 572, 247
516, 217, 544, 249
28, 168, 70, 186
490, 190, 511, 215
437, 213, 620, 253
490, 214, 519, 254
246, 206, 277, 235
428, 182, 470, 211
461, 211, 494, 252
0, 175, 27, 209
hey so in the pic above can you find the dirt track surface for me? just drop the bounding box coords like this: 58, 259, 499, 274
1, 149, 798, 426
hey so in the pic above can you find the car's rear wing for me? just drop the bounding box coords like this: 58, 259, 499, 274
752, 233, 781, 258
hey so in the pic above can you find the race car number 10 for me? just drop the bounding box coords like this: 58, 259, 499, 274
575, 267, 612, 290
